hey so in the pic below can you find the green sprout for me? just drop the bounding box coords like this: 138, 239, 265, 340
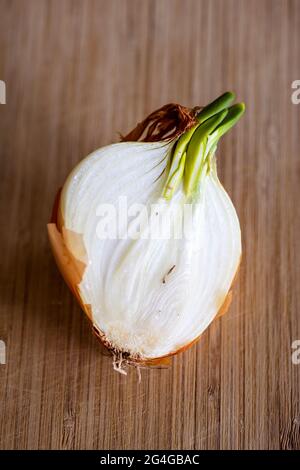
162, 92, 245, 200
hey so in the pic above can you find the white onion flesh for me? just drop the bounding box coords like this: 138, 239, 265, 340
60, 141, 241, 359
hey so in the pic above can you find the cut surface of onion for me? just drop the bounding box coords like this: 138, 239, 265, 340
48, 92, 245, 366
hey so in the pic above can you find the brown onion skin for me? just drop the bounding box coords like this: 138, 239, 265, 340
48, 189, 240, 367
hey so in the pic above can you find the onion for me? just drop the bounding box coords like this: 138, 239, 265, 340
48, 92, 245, 372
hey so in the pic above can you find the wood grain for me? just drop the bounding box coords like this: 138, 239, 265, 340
0, 0, 300, 450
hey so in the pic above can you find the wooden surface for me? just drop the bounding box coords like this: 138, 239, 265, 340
0, 0, 300, 450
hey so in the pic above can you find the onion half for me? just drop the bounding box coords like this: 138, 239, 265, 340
48, 93, 244, 370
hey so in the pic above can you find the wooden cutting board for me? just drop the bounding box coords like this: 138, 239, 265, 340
0, 0, 300, 450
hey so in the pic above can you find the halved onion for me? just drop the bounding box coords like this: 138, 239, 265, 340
48, 92, 244, 371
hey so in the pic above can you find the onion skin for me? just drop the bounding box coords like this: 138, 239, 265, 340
48, 189, 240, 367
